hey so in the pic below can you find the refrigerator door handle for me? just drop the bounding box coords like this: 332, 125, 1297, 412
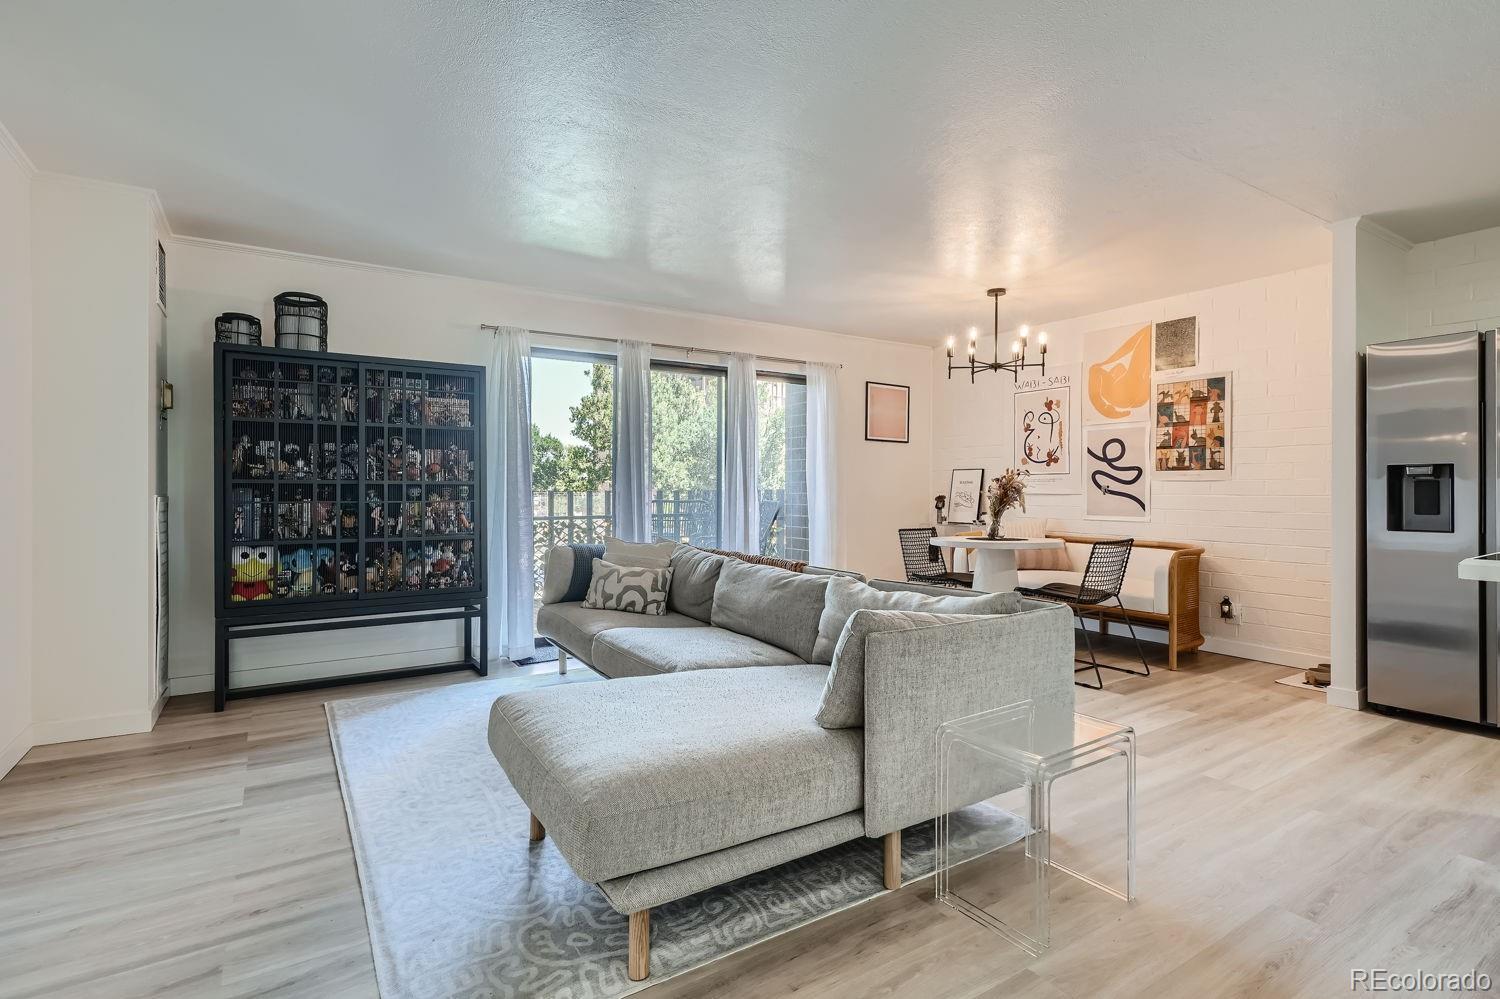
1487, 330, 1499, 725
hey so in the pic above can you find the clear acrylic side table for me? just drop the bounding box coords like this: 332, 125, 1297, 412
935, 700, 1136, 956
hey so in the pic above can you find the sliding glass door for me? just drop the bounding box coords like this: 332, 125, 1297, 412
527, 349, 813, 623
650, 364, 723, 548
529, 351, 613, 622
757, 375, 810, 561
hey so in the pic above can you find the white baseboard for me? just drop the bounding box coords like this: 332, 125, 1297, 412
30, 708, 160, 747
1324, 684, 1366, 710
0, 724, 35, 779
170, 673, 213, 696
1199, 636, 1325, 670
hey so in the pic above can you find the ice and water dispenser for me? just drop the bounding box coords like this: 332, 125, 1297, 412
1386, 463, 1454, 533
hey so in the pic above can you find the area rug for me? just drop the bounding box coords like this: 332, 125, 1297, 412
327, 671, 1026, 999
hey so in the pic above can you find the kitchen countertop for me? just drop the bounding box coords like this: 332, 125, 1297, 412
1458, 554, 1500, 581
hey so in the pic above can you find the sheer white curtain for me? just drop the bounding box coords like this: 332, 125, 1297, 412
612, 339, 653, 542
487, 326, 536, 663
721, 352, 760, 552
806, 361, 840, 567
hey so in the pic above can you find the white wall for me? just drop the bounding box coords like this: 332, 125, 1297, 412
0, 125, 34, 777
932, 264, 1334, 668
30, 175, 163, 742
1404, 224, 1500, 337
164, 237, 933, 694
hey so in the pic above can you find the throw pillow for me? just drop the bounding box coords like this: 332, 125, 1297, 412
810, 575, 1023, 664
710, 558, 830, 661
667, 544, 724, 623
817, 610, 984, 728
1006, 519, 1072, 571
581, 559, 673, 615
604, 537, 677, 569
541, 543, 605, 604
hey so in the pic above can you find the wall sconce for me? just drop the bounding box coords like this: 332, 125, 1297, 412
159, 379, 175, 420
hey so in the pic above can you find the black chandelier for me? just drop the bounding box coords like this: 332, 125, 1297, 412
945, 287, 1047, 382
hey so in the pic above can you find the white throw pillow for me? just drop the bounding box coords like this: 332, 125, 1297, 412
582, 559, 673, 615
810, 576, 1023, 663
604, 537, 676, 569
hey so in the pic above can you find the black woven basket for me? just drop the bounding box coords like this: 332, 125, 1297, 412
273, 292, 328, 352
214, 312, 263, 346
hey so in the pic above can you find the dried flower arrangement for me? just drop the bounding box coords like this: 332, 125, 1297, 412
985, 468, 1029, 539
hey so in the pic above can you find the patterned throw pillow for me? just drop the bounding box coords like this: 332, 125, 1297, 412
581, 559, 673, 615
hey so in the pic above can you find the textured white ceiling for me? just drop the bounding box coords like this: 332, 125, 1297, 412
3, 1, 1498, 342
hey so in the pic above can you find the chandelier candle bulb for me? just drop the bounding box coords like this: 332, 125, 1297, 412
944, 286, 1046, 382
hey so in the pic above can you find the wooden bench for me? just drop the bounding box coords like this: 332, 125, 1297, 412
954, 529, 1205, 669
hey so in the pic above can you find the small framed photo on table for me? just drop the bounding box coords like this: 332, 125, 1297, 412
948, 468, 985, 523
865, 381, 910, 443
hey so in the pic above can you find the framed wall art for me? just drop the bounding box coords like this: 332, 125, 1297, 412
1153, 372, 1230, 478
1083, 322, 1152, 424
947, 468, 985, 523
1153, 315, 1197, 371
1013, 366, 1080, 494
1084, 423, 1152, 521
865, 381, 910, 443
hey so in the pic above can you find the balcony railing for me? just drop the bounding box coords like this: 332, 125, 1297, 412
530, 488, 796, 594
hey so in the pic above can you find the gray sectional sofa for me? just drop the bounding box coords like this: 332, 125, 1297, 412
489, 543, 1074, 981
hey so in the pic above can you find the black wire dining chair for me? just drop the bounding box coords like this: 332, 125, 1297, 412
897, 527, 973, 589
1017, 538, 1149, 689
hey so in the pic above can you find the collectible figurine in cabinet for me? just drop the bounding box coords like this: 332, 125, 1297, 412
366, 440, 385, 482
340, 505, 359, 534
232, 505, 247, 540
316, 547, 337, 594
313, 500, 335, 538
228, 546, 276, 602
282, 548, 315, 597
338, 551, 359, 593
366, 490, 384, 535
338, 442, 360, 480
364, 546, 386, 592
386, 435, 405, 480
341, 385, 358, 422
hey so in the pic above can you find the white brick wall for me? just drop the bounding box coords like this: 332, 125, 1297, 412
1405, 224, 1500, 336
931, 264, 1333, 667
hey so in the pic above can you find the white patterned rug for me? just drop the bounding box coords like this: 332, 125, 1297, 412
327, 670, 1026, 999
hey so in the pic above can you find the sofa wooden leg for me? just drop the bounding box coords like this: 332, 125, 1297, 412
529, 813, 545, 842
558, 648, 568, 675
1168, 644, 1179, 671
628, 909, 650, 981
883, 831, 901, 890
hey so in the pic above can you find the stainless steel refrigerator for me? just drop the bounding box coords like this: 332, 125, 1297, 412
1366, 329, 1498, 725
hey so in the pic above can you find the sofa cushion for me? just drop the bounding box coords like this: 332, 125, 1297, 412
487, 663, 862, 884
811, 575, 1023, 664
711, 558, 829, 661
535, 601, 705, 662
817, 609, 990, 728
604, 537, 677, 568
591, 626, 806, 679
1016, 568, 1162, 614
667, 545, 724, 623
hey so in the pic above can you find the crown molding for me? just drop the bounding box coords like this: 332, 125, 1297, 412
1353, 217, 1414, 252
0, 119, 36, 177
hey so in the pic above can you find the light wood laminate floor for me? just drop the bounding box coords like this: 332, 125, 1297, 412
3, 643, 1498, 998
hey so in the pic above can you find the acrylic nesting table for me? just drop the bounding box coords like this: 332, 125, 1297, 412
935, 700, 1136, 956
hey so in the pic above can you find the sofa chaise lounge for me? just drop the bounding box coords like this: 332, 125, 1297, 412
490, 543, 1074, 980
